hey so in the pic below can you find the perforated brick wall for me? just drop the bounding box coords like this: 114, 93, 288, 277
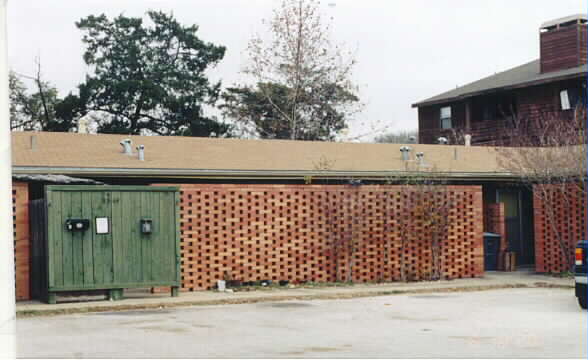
12, 182, 30, 300
178, 184, 484, 291
533, 184, 587, 273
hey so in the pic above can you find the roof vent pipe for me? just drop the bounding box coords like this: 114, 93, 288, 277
30, 135, 36, 151
464, 134, 471, 147
416, 152, 424, 164
137, 145, 145, 161
400, 146, 411, 161
120, 139, 133, 155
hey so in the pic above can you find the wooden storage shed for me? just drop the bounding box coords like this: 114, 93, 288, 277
30, 185, 181, 303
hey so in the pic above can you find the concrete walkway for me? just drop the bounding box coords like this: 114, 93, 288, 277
16, 270, 573, 317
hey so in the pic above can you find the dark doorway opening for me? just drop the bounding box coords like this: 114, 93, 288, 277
497, 188, 535, 266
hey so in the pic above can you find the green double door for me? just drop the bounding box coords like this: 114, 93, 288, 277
44, 186, 180, 295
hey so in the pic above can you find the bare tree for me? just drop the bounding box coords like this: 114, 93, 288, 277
387, 167, 454, 281
9, 59, 71, 132
374, 129, 418, 144
238, 0, 362, 141
497, 106, 587, 272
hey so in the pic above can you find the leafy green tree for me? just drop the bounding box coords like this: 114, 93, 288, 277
73, 11, 229, 136
221, 82, 357, 140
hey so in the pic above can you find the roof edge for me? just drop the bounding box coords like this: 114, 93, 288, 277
412, 66, 585, 108
13, 166, 517, 181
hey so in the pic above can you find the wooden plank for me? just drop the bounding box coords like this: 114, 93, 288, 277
174, 191, 181, 284
160, 191, 175, 282
109, 191, 123, 284
108, 288, 124, 301
81, 192, 94, 285
129, 192, 141, 282
46, 191, 55, 288
158, 192, 169, 282
140, 192, 152, 283
111, 191, 124, 284
149, 192, 159, 282
61, 192, 74, 287
121, 191, 131, 284
104, 192, 114, 284
91, 192, 104, 285
70, 191, 84, 286
51, 190, 64, 289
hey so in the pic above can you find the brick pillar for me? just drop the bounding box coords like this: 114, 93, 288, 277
12, 182, 30, 300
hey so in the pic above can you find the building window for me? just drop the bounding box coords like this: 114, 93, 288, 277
440, 106, 452, 129
560, 90, 571, 110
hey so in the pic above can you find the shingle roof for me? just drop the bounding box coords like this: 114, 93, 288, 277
412, 59, 587, 108
11, 131, 510, 179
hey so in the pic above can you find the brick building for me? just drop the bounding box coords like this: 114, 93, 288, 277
413, 14, 587, 146
11, 131, 584, 300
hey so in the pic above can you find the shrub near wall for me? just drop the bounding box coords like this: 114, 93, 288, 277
534, 183, 587, 273
178, 184, 484, 291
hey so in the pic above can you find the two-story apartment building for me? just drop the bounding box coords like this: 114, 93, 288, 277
413, 14, 587, 145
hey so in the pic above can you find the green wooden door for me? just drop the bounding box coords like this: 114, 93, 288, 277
46, 186, 180, 292
111, 190, 179, 285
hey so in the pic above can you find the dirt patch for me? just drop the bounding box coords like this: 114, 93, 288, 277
259, 302, 313, 308
410, 295, 456, 299
139, 325, 190, 334
281, 346, 342, 356
533, 282, 573, 289
190, 324, 215, 329
116, 319, 157, 326
449, 335, 495, 343
94, 309, 174, 316
388, 314, 448, 322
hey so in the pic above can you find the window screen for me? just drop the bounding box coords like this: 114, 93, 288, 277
440, 106, 452, 129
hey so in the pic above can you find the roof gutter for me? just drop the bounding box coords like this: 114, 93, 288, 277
12, 166, 520, 182
411, 71, 585, 108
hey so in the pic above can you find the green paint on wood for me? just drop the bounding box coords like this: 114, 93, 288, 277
108, 288, 124, 301
42, 186, 180, 298
175, 192, 182, 284
140, 192, 152, 283
61, 192, 74, 287
91, 192, 104, 284
81, 192, 94, 285
71, 191, 84, 286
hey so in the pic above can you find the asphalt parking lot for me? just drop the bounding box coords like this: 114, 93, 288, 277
17, 287, 586, 358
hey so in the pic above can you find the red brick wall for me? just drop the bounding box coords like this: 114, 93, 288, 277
533, 184, 587, 273
12, 182, 30, 300
178, 184, 484, 291
540, 24, 586, 73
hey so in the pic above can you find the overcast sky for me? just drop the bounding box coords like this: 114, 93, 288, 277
7, 0, 586, 140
